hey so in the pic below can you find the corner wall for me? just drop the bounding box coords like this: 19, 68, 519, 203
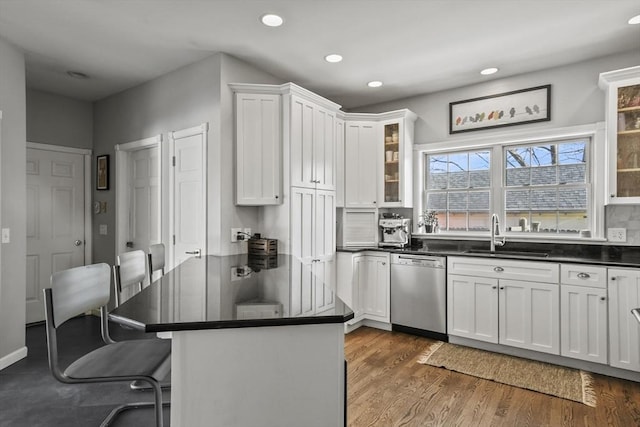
0, 37, 27, 368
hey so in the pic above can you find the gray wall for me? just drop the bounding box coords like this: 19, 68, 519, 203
26, 89, 93, 148
92, 53, 281, 265
351, 50, 640, 245
0, 37, 27, 365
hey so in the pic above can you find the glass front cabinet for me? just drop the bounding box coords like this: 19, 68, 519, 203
378, 110, 417, 207
600, 66, 640, 204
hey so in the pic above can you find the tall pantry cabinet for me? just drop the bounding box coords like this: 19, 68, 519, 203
231, 83, 341, 315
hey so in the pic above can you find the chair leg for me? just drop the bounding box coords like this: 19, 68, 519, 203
100, 379, 169, 427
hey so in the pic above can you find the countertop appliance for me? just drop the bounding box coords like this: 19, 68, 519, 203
379, 218, 411, 248
390, 253, 447, 340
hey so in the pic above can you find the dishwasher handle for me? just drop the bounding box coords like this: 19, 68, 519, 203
391, 254, 445, 268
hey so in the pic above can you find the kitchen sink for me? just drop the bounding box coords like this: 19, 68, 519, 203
464, 249, 549, 258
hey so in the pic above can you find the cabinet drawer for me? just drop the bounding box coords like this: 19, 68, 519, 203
560, 264, 607, 288
448, 256, 559, 283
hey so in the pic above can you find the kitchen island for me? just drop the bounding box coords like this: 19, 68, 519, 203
110, 254, 353, 427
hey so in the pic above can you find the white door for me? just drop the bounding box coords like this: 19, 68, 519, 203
361, 255, 389, 322
608, 268, 640, 371
290, 96, 316, 189
171, 124, 207, 268
447, 274, 499, 343
128, 147, 161, 253
499, 279, 560, 355
26, 148, 86, 323
345, 122, 377, 207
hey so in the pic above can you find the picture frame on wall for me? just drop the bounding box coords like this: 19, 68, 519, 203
96, 154, 109, 190
449, 85, 551, 134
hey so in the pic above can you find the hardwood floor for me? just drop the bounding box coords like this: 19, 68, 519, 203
344, 327, 640, 427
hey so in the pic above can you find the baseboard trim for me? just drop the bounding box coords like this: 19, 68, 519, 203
0, 346, 28, 371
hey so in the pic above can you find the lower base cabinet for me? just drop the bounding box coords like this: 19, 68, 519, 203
608, 267, 640, 372
447, 257, 560, 355
337, 251, 390, 327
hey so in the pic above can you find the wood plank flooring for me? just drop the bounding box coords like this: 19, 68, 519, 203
344, 327, 640, 427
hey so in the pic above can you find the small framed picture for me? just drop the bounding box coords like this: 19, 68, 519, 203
96, 155, 109, 190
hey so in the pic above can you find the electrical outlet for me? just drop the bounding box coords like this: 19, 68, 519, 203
230, 266, 251, 281
231, 228, 242, 242
607, 227, 627, 242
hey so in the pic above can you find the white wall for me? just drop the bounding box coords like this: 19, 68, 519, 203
92, 53, 281, 265
350, 50, 640, 144
0, 37, 27, 368
26, 89, 93, 149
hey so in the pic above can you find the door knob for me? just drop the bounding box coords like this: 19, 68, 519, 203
74, 240, 82, 246
185, 249, 202, 258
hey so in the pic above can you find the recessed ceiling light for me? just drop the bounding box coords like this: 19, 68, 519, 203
629, 14, 640, 25
325, 54, 343, 63
261, 14, 284, 27
66, 70, 89, 79
480, 67, 499, 75
367, 81, 383, 88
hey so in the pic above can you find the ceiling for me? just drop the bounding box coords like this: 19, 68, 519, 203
0, 0, 638, 109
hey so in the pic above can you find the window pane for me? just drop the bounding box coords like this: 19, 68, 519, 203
531, 145, 555, 166
505, 189, 530, 211
428, 155, 447, 189
448, 192, 468, 211
469, 212, 490, 231
558, 187, 587, 210
531, 188, 557, 210
559, 164, 586, 184
559, 141, 586, 164
447, 212, 467, 231
506, 147, 530, 168
468, 191, 490, 211
531, 165, 557, 185
558, 212, 587, 234
469, 170, 490, 188
426, 192, 447, 210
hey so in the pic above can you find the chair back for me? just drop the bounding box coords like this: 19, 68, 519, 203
148, 243, 166, 283
114, 249, 147, 306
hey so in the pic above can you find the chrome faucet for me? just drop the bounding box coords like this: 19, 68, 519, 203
490, 214, 506, 252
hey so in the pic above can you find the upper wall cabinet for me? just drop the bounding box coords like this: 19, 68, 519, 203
378, 111, 417, 207
343, 110, 417, 208
232, 89, 282, 205
290, 95, 337, 191
599, 66, 640, 204
344, 120, 378, 208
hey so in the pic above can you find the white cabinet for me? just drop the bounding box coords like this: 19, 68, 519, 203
448, 274, 499, 343
233, 92, 281, 205
290, 95, 337, 191
378, 111, 417, 208
335, 117, 345, 207
337, 251, 390, 326
447, 257, 560, 355
499, 279, 559, 354
344, 121, 378, 207
599, 66, 640, 204
290, 187, 336, 317
560, 264, 608, 364
608, 267, 640, 372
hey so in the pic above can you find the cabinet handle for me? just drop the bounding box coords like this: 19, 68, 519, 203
499, 286, 505, 290
492, 286, 497, 289
275, 195, 279, 199
494, 266, 504, 272
611, 277, 616, 281
610, 194, 615, 198
600, 297, 606, 301
382, 262, 386, 265
373, 201, 376, 204
577, 272, 591, 279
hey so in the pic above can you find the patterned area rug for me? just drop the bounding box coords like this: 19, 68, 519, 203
417, 341, 596, 407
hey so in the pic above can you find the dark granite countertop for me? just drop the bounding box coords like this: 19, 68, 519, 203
338, 241, 640, 268
109, 254, 353, 333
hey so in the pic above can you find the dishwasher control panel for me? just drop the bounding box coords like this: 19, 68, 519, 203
391, 254, 445, 268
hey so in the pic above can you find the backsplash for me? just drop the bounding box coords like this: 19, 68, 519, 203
606, 205, 640, 246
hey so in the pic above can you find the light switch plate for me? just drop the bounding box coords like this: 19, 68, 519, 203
607, 227, 626, 242
1, 228, 10, 243
99, 224, 108, 235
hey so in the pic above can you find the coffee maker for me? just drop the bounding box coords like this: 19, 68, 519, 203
379, 216, 411, 248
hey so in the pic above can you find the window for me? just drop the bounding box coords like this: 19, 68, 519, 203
504, 140, 588, 235
425, 150, 491, 231
423, 136, 592, 237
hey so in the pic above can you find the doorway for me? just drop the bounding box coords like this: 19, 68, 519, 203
25, 143, 91, 323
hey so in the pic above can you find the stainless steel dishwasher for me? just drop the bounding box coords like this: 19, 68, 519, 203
390, 254, 447, 340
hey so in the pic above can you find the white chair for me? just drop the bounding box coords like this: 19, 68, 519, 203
114, 249, 147, 307
147, 243, 166, 284
43, 263, 170, 427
